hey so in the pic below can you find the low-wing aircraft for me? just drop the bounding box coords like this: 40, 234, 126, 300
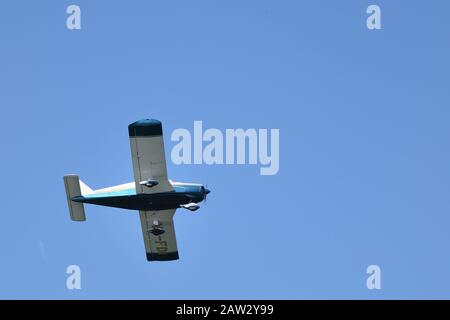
63, 119, 210, 262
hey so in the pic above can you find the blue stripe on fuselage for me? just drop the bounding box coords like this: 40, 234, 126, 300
82, 184, 202, 199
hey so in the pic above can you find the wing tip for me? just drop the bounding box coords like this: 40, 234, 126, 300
146, 252, 179, 262
129, 119, 163, 137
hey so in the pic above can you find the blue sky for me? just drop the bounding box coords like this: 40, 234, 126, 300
1, 0, 450, 299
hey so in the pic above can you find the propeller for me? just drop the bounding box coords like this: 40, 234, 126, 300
203, 184, 211, 203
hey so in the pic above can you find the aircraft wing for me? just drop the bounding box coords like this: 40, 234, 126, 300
129, 119, 173, 194
139, 209, 179, 261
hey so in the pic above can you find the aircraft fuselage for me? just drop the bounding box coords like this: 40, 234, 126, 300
72, 183, 207, 211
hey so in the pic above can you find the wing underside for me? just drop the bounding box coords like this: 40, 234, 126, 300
129, 119, 179, 261
139, 209, 179, 261
129, 119, 173, 194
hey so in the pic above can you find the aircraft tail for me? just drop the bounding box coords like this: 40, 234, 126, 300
79, 179, 93, 195
63, 174, 87, 221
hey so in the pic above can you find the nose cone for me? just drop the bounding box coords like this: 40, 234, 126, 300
204, 188, 211, 195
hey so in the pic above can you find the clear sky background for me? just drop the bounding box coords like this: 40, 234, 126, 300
1, 0, 450, 299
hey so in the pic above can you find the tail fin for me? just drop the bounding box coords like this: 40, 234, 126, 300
63, 175, 87, 222
79, 179, 93, 195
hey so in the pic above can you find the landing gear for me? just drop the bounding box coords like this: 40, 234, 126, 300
140, 180, 159, 188
180, 203, 200, 212
150, 228, 164, 236
149, 219, 165, 236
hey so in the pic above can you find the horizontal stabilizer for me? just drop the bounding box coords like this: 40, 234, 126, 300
63, 175, 86, 221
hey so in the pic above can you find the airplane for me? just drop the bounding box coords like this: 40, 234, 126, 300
63, 119, 211, 262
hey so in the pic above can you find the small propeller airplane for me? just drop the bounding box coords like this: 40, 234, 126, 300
63, 119, 211, 262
